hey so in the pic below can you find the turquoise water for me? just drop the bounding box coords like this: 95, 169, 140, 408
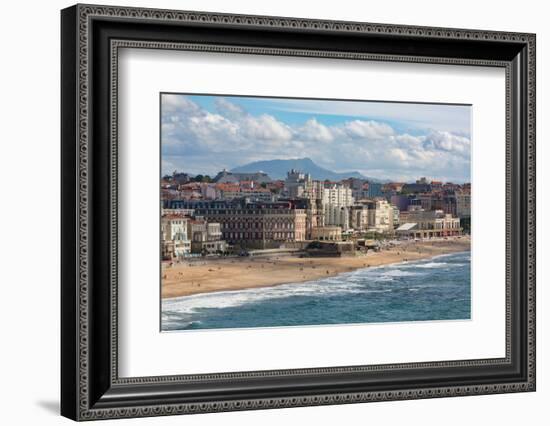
161, 251, 471, 331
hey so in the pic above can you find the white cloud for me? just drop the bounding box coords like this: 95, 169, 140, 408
342, 120, 394, 140
161, 95, 471, 182
267, 98, 472, 136
162, 97, 292, 154
240, 114, 293, 141
163, 94, 203, 115
389, 148, 409, 163
215, 97, 247, 119
422, 131, 471, 156
298, 118, 334, 143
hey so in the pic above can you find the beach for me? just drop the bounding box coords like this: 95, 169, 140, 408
162, 236, 470, 299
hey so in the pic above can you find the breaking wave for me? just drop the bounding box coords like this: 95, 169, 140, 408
161, 251, 471, 330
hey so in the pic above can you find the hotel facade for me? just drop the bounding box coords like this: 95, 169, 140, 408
160, 214, 191, 260
166, 199, 307, 249
396, 209, 462, 238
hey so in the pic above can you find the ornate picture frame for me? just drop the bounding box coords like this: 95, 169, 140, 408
61, 4, 535, 421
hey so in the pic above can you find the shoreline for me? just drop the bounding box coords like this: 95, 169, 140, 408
162, 237, 470, 299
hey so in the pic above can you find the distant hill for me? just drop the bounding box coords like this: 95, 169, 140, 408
230, 158, 383, 182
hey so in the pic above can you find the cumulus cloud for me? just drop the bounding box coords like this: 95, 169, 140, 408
422, 131, 471, 156
162, 97, 290, 153
161, 95, 471, 182
214, 97, 247, 119
342, 120, 395, 140
240, 114, 293, 141
298, 118, 334, 143
163, 94, 203, 116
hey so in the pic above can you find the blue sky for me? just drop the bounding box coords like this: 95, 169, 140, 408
161, 93, 471, 182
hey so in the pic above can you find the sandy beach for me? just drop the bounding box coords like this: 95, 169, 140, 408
161, 236, 470, 299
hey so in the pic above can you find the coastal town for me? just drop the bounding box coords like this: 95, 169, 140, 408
161, 165, 471, 298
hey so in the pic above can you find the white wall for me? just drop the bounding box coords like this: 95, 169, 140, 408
0, 0, 547, 424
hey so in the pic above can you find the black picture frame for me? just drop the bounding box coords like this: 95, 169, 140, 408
61, 4, 536, 421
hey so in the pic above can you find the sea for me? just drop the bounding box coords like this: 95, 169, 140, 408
161, 251, 471, 331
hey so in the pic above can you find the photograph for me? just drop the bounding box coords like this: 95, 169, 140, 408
160, 94, 472, 331
57, 3, 536, 420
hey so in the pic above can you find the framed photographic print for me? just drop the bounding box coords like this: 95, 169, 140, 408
61, 4, 536, 421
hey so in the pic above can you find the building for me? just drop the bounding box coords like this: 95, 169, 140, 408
431, 180, 443, 191
321, 183, 354, 231
322, 184, 354, 207
456, 191, 471, 218
215, 183, 240, 199
324, 204, 350, 230
303, 179, 325, 239
390, 194, 411, 212
396, 209, 462, 238
382, 182, 405, 200
166, 199, 306, 249
442, 193, 458, 217
188, 218, 207, 241
170, 171, 190, 184
177, 182, 202, 199
366, 199, 395, 233
384, 182, 405, 193
310, 226, 342, 241
213, 170, 272, 184
162, 207, 195, 217
416, 193, 434, 211
214, 180, 275, 202
224, 190, 274, 202
200, 183, 217, 200
392, 206, 400, 227
207, 222, 222, 240
303, 198, 325, 239
349, 204, 370, 231
345, 178, 369, 201
402, 182, 432, 194
284, 169, 325, 201
305, 240, 355, 257
366, 181, 383, 198
188, 218, 227, 255
443, 182, 462, 192
285, 169, 309, 198
161, 214, 191, 260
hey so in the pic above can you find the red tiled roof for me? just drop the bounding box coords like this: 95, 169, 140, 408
162, 213, 187, 220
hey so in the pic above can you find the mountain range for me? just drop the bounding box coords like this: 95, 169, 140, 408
230, 158, 384, 182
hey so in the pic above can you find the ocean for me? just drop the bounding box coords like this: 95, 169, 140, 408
161, 251, 471, 331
